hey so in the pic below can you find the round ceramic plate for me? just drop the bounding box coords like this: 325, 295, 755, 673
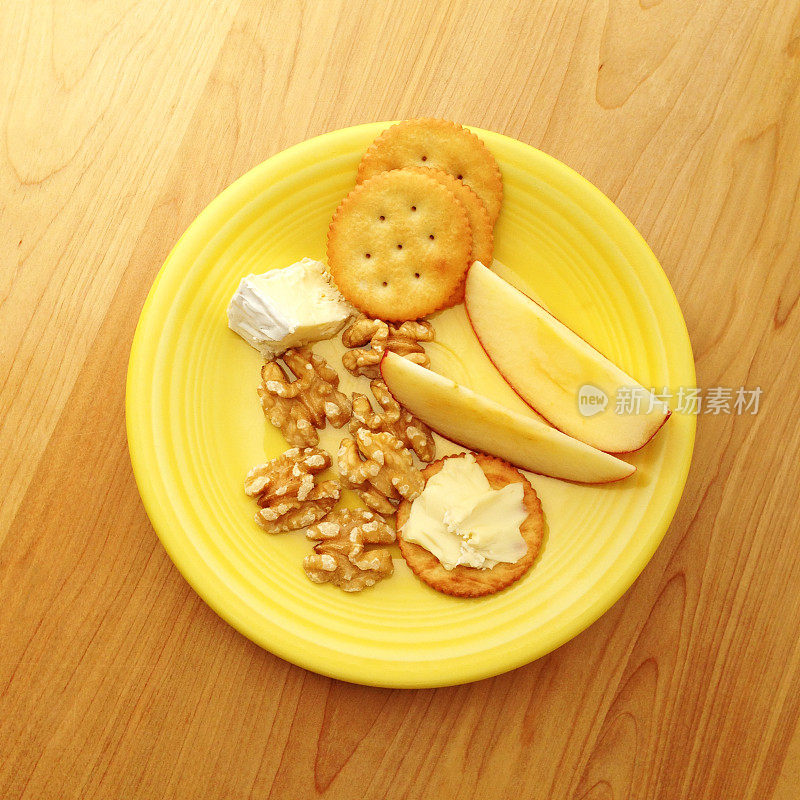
126, 122, 695, 688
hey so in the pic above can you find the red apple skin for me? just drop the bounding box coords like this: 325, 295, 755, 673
378, 353, 636, 485
463, 274, 671, 454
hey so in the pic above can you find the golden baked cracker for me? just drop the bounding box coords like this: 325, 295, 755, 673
396, 453, 544, 598
405, 166, 493, 267
405, 167, 493, 304
357, 119, 503, 223
327, 168, 472, 321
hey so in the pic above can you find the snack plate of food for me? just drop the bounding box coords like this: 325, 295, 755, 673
126, 121, 695, 688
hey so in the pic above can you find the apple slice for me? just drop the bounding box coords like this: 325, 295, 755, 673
380, 352, 635, 484
464, 262, 670, 453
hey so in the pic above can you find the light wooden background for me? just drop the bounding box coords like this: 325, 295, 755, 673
2, 1, 799, 798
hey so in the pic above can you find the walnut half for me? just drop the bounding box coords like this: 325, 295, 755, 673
350, 379, 435, 462
244, 446, 340, 534
338, 428, 424, 516
341, 318, 434, 379
259, 348, 352, 448
303, 509, 395, 592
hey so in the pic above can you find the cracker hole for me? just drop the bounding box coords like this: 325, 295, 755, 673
457, 174, 463, 180
379, 215, 385, 221
411, 206, 416, 211
382, 281, 388, 287
414, 272, 420, 278
365, 253, 371, 258
421, 155, 427, 162
429, 234, 435, 240
397, 244, 403, 249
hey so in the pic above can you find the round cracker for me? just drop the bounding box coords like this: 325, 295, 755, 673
405, 166, 493, 266
405, 167, 494, 305
357, 119, 503, 223
396, 453, 544, 598
327, 168, 472, 321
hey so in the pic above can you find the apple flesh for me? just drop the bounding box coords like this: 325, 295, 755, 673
464, 262, 670, 453
380, 352, 635, 484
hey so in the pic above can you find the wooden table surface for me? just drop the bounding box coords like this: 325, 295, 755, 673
2, 1, 800, 798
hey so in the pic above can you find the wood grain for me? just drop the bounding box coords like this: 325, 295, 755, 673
2, 1, 799, 797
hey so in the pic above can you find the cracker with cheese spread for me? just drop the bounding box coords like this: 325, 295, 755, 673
396, 453, 544, 597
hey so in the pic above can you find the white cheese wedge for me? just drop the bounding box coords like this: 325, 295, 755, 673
227, 258, 354, 358
402, 454, 529, 570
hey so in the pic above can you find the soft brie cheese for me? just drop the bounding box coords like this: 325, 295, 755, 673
227, 258, 354, 357
402, 454, 529, 570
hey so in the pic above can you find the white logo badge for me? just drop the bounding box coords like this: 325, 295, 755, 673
578, 384, 608, 417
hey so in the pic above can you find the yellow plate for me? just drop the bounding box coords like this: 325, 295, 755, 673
126, 123, 695, 688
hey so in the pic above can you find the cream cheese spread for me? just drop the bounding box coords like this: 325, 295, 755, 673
401, 454, 528, 570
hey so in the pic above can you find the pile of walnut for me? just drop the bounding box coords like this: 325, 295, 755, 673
245, 328, 435, 592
